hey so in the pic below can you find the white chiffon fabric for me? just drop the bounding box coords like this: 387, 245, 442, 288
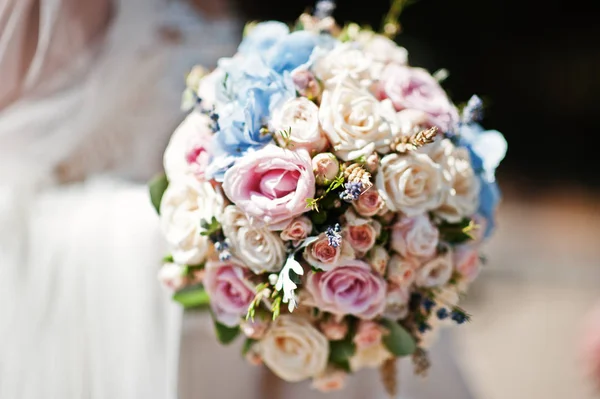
0, 1, 476, 398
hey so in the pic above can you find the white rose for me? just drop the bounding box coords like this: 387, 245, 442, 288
221, 205, 286, 274
439, 148, 480, 222
349, 342, 392, 371
383, 284, 411, 320
415, 246, 453, 288
313, 43, 375, 88
376, 152, 445, 216
390, 214, 439, 260
259, 315, 329, 382
319, 77, 398, 161
163, 111, 213, 182
160, 178, 224, 265
360, 34, 408, 65
269, 97, 329, 154
157, 263, 188, 291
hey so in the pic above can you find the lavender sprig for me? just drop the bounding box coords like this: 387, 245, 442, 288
461, 95, 484, 124
325, 223, 342, 248
339, 181, 363, 202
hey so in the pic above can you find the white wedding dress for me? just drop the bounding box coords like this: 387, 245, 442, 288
0, 1, 475, 398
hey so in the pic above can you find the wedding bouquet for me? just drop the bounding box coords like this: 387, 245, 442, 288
150, 2, 506, 394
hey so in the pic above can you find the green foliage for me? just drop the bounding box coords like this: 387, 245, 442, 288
328, 337, 356, 372
306, 173, 345, 211
148, 173, 169, 215
172, 285, 210, 310
200, 216, 221, 237
277, 127, 294, 149
438, 218, 477, 244
214, 321, 241, 345
246, 282, 270, 321
380, 319, 417, 357
242, 338, 257, 356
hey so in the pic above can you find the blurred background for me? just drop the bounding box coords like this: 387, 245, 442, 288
1, 0, 599, 398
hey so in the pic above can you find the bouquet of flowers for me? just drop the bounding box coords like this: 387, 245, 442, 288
150, 1, 507, 394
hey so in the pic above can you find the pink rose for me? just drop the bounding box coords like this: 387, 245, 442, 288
280, 216, 313, 244
378, 64, 459, 133
163, 112, 213, 182
204, 259, 255, 327
353, 320, 384, 349
222, 145, 316, 230
581, 301, 600, 389
391, 214, 439, 260
344, 223, 377, 255
319, 317, 349, 341
453, 245, 481, 283
303, 233, 355, 271
306, 260, 387, 319
352, 186, 386, 217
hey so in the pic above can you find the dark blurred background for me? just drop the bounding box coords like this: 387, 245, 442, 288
236, 0, 600, 193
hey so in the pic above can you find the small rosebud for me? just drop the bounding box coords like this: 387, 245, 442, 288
311, 367, 347, 392
365, 153, 379, 173
312, 153, 340, 186
245, 346, 263, 366
241, 318, 270, 340
319, 317, 348, 341
291, 69, 322, 100
367, 245, 390, 275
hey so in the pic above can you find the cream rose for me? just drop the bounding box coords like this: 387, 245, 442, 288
383, 283, 411, 320
376, 152, 445, 216
415, 246, 453, 288
367, 245, 390, 275
160, 178, 223, 265
438, 147, 480, 222
313, 43, 375, 87
391, 214, 439, 260
269, 97, 329, 154
360, 34, 408, 65
259, 315, 329, 382
349, 343, 392, 371
157, 263, 188, 291
221, 205, 286, 274
319, 77, 398, 161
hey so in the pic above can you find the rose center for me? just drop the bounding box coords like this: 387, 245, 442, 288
259, 169, 299, 199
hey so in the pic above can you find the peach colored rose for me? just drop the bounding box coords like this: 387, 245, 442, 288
352, 186, 386, 217
344, 222, 377, 255
367, 245, 390, 275
280, 216, 313, 245
319, 317, 349, 341
387, 254, 418, 289
353, 320, 384, 350
311, 367, 347, 392
303, 233, 355, 271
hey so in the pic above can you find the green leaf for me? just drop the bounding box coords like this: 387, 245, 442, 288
214, 321, 241, 345
438, 218, 476, 244
162, 254, 174, 263
242, 338, 257, 356
380, 319, 417, 357
148, 173, 169, 215
329, 338, 356, 364
173, 286, 210, 309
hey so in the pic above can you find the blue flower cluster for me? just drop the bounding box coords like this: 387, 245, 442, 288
457, 97, 507, 238
205, 22, 324, 181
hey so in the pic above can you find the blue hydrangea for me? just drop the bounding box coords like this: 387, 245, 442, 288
458, 123, 507, 239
